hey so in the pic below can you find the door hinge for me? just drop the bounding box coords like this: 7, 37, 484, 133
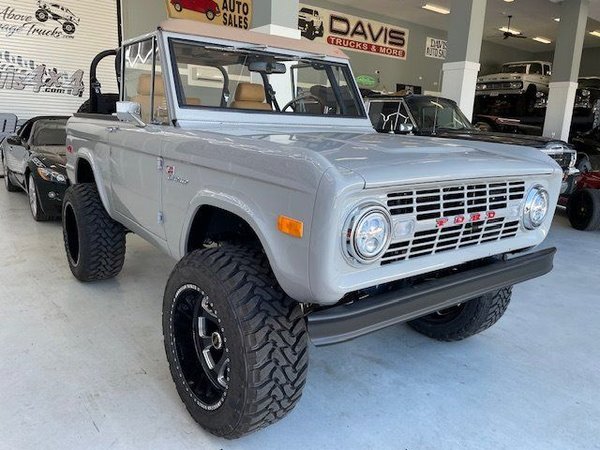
157, 157, 164, 171
158, 211, 164, 224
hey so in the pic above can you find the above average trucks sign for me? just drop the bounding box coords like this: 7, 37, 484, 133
298, 3, 409, 60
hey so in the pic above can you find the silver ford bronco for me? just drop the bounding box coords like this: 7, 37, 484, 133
63, 20, 561, 439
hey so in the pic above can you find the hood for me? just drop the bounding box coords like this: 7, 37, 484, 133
30, 147, 67, 172
426, 129, 560, 149
232, 128, 559, 188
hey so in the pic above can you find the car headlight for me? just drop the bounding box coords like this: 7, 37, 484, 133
509, 81, 523, 89
523, 186, 549, 230
581, 89, 590, 97
343, 204, 392, 264
476, 84, 487, 91
37, 167, 67, 184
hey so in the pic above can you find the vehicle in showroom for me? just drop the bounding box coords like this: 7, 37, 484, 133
62, 21, 561, 439
171, 0, 221, 20
563, 171, 600, 231
571, 124, 600, 172
0, 114, 18, 178
1, 116, 69, 221
298, 6, 324, 40
475, 61, 552, 117
35, 1, 80, 35
364, 93, 578, 196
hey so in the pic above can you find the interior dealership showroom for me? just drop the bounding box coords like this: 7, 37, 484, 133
2, 0, 600, 447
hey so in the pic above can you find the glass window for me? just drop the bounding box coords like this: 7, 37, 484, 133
404, 97, 472, 131
367, 99, 412, 133
123, 38, 166, 124
502, 64, 528, 74
169, 40, 364, 118
529, 63, 543, 75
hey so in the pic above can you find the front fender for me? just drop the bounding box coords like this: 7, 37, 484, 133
72, 150, 112, 215
177, 189, 315, 303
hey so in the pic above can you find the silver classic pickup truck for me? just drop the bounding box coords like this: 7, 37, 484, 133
63, 20, 561, 438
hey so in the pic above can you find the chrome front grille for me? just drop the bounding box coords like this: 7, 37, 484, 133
382, 180, 526, 265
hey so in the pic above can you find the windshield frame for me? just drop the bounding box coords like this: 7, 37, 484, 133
502, 63, 528, 74
165, 36, 367, 120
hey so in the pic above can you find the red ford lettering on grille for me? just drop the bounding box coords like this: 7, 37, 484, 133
437, 211, 497, 229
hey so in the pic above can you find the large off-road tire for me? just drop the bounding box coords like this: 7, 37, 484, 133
567, 189, 600, 231
163, 245, 308, 439
62, 183, 126, 281
408, 287, 512, 341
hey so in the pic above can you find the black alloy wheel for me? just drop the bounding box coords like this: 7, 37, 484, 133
171, 284, 230, 409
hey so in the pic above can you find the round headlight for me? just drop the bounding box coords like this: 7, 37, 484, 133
523, 186, 549, 230
344, 205, 391, 264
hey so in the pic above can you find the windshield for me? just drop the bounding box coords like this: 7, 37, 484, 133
404, 97, 472, 131
169, 40, 364, 118
30, 120, 67, 147
367, 98, 412, 133
502, 64, 528, 74
578, 78, 600, 89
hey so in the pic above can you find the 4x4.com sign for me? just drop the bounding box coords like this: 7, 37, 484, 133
298, 4, 408, 60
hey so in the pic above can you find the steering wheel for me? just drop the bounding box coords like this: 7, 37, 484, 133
282, 93, 327, 113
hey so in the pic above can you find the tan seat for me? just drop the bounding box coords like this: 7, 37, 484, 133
231, 82, 271, 111
132, 73, 168, 123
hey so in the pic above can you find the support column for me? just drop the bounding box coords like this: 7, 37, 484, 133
251, 0, 300, 39
543, 0, 589, 140
441, 0, 487, 120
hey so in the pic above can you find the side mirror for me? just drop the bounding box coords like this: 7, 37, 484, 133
396, 123, 414, 134
6, 135, 21, 146
116, 101, 146, 127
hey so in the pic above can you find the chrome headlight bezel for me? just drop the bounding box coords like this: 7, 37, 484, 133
523, 185, 550, 230
343, 203, 392, 265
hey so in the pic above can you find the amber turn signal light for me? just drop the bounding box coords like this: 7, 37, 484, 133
278, 215, 304, 238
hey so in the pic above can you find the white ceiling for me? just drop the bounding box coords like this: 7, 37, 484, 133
326, 0, 600, 53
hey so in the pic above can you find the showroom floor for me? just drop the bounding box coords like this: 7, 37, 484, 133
0, 187, 599, 450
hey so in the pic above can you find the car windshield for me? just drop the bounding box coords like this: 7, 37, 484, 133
300, 8, 313, 14
367, 98, 412, 133
30, 120, 68, 148
169, 40, 364, 118
578, 79, 600, 89
502, 64, 528, 74
404, 97, 473, 131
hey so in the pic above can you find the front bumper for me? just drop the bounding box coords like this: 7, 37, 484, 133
35, 177, 68, 216
308, 247, 556, 346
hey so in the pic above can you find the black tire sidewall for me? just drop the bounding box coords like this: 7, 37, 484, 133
567, 189, 600, 231
62, 187, 87, 276
163, 258, 249, 436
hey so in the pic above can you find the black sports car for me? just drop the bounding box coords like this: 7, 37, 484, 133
1, 116, 69, 221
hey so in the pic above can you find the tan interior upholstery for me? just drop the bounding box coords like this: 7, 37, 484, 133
132, 73, 201, 122
231, 82, 271, 111
132, 73, 167, 123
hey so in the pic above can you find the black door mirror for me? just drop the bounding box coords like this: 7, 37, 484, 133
6, 135, 21, 146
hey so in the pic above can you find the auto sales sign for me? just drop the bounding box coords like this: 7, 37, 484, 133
298, 3, 409, 60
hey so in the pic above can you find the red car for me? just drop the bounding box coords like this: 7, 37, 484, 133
171, 0, 221, 20
564, 171, 600, 231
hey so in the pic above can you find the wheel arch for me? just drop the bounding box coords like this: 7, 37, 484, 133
180, 194, 306, 301
72, 151, 112, 214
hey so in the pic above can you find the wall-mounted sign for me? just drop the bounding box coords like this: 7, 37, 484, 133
356, 74, 378, 88
298, 4, 409, 60
425, 37, 447, 60
0, 0, 118, 119
165, 0, 253, 30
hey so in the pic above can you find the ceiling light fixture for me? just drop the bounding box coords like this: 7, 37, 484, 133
554, 17, 560, 22
422, 3, 450, 15
503, 0, 515, 2
499, 26, 521, 35
590, 30, 600, 38
533, 36, 552, 44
